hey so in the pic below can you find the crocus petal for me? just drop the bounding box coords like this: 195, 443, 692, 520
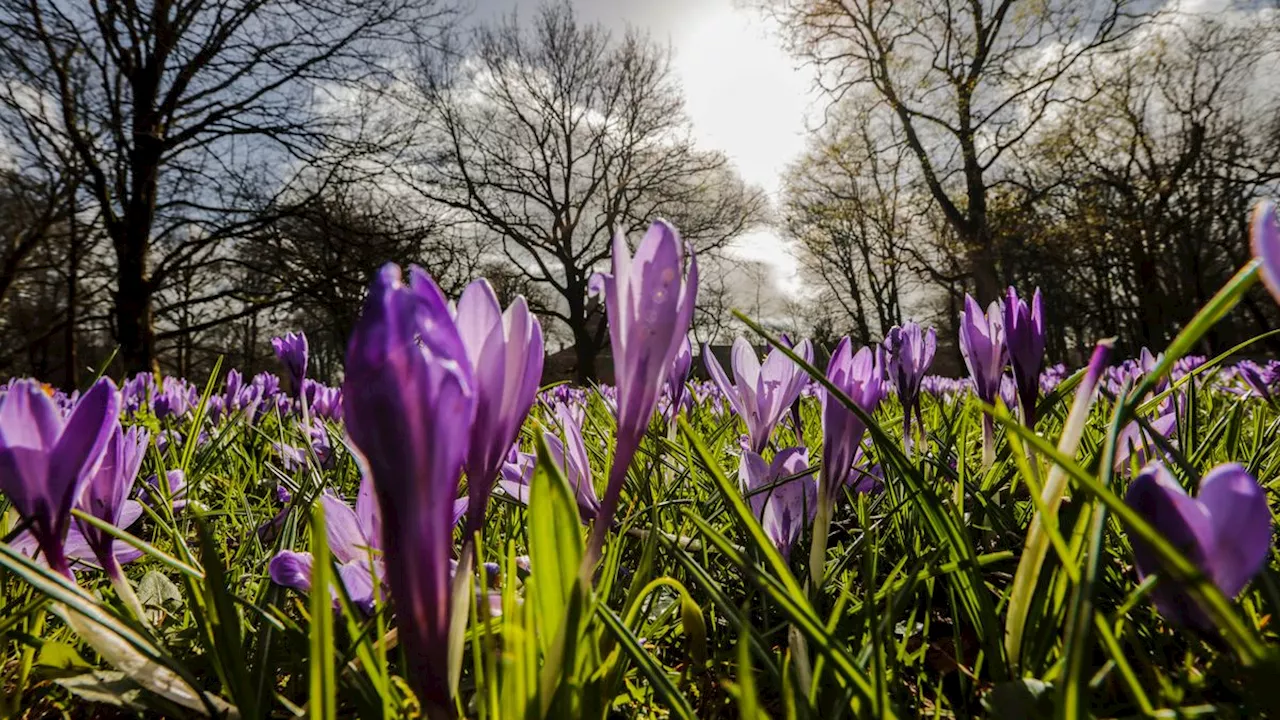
50, 379, 120, 523
0, 381, 62, 519
270, 551, 314, 593
338, 561, 378, 613
1198, 463, 1271, 597
355, 475, 381, 550
1114, 413, 1178, 473
320, 494, 367, 565
704, 344, 748, 421
1253, 201, 1280, 305
116, 500, 145, 530
738, 449, 773, 518
1125, 463, 1215, 626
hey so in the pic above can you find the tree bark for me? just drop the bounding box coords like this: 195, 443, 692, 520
114, 247, 157, 375
967, 226, 1002, 306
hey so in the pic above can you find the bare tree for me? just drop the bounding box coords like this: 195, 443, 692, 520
783, 101, 917, 342
0, 0, 448, 373
0, 169, 74, 305
1022, 12, 1280, 355
238, 181, 480, 382
777, 0, 1144, 304
405, 1, 767, 382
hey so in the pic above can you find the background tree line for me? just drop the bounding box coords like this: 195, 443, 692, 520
778, 0, 1280, 367
1, 0, 1277, 386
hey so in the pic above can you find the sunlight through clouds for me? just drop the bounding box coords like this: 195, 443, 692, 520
668, 2, 815, 299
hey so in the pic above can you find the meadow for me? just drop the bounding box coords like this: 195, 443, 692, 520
1, 207, 1280, 719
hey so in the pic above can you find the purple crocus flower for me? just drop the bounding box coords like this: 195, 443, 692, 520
883, 322, 936, 454
740, 446, 817, 559
1114, 412, 1178, 474
497, 406, 600, 522
342, 263, 476, 712
143, 469, 188, 512
812, 340, 885, 586
121, 373, 152, 415
959, 295, 1007, 406
270, 477, 385, 612
498, 444, 536, 498
454, 279, 544, 539
664, 335, 694, 421
75, 425, 149, 582
1125, 461, 1272, 630
1253, 200, 1280, 305
819, 340, 886, 503
959, 295, 1007, 468
779, 333, 809, 445
272, 332, 309, 398
587, 220, 698, 559
705, 337, 814, 453
0, 378, 119, 578
848, 444, 885, 496
152, 377, 196, 420
1003, 287, 1046, 426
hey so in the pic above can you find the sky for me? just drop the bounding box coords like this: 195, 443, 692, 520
467, 0, 817, 298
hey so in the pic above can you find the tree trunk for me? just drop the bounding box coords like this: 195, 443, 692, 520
573, 333, 599, 385
564, 282, 604, 384
115, 67, 164, 375
968, 230, 1001, 306
115, 247, 157, 375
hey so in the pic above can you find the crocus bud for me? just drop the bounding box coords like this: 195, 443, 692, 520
812, 340, 885, 587
1253, 201, 1280, 305
1003, 287, 1046, 426
884, 322, 936, 454
959, 295, 1007, 467
342, 264, 476, 712
454, 279, 544, 539
271, 332, 309, 398
587, 220, 697, 560
959, 294, 1007, 405
1125, 461, 1271, 630
664, 335, 694, 421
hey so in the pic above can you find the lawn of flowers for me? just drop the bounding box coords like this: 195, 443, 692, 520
1, 205, 1280, 718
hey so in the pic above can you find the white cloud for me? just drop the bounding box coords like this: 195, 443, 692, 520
667, 2, 815, 299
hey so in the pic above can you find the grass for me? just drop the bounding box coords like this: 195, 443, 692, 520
1, 263, 1279, 718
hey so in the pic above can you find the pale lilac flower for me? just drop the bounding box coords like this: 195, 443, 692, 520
453, 279, 544, 538
0, 378, 119, 578
739, 446, 816, 559
587, 220, 697, 559
705, 337, 814, 453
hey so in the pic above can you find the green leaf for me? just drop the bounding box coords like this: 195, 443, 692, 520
55, 670, 149, 711
308, 502, 337, 720
680, 592, 708, 669
137, 571, 184, 612
37, 640, 92, 670
190, 513, 260, 718
984, 679, 1054, 720
528, 430, 586, 652
597, 603, 697, 720
527, 431, 588, 713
